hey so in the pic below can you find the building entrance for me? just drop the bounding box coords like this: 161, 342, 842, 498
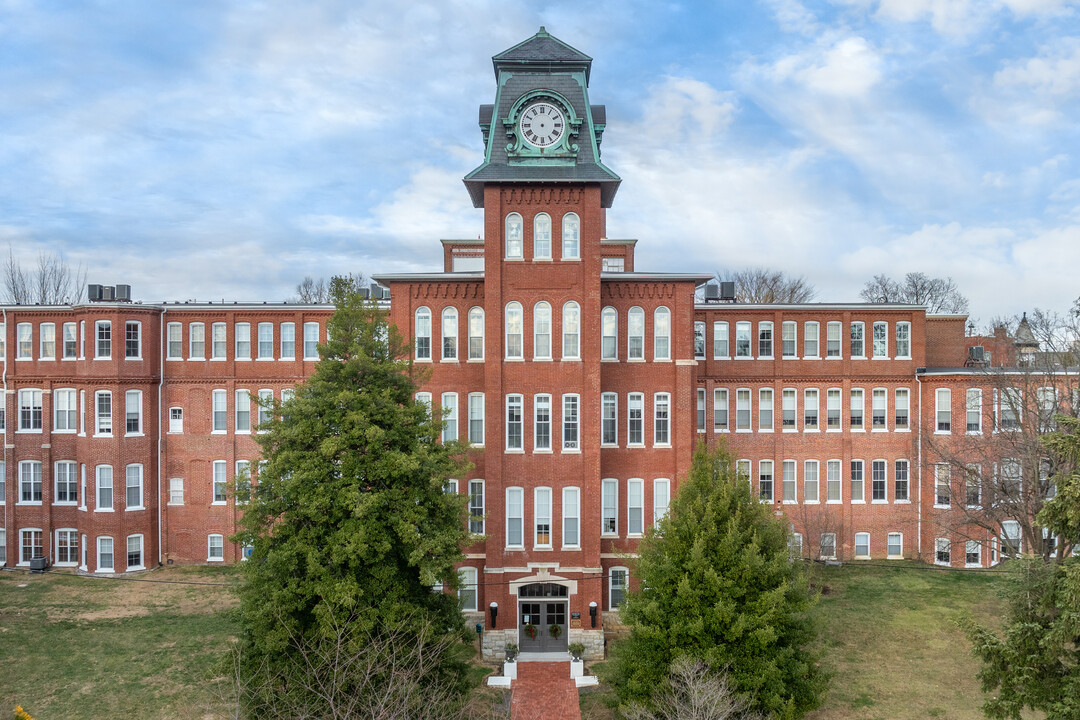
518, 583, 569, 653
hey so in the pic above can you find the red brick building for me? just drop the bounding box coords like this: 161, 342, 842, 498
2, 29, 1071, 660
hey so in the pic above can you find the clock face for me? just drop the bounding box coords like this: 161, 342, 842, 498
519, 102, 565, 148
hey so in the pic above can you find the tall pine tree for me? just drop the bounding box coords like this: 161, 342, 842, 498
234, 275, 473, 709
606, 445, 827, 719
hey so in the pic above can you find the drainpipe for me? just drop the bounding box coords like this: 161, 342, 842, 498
916, 370, 924, 558
157, 307, 165, 566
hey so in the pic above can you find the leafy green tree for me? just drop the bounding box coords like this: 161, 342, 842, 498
964, 416, 1080, 720
234, 275, 473, 712
605, 445, 827, 719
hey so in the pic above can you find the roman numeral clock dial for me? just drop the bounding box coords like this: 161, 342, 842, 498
519, 101, 565, 148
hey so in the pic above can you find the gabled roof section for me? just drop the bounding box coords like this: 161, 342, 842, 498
492, 27, 592, 82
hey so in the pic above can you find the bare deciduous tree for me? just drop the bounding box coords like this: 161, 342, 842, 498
292, 273, 367, 304
621, 657, 765, 720
713, 268, 816, 304
3, 245, 88, 304
859, 272, 968, 314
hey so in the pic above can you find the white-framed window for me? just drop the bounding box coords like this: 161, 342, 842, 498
534, 393, 551, 451
189, 322, 205, 359
213, 460, 227, 504
759, 460, 774, 502
62, 322, 77, 358
628, 393, 644, 445
236, 322, 252, 359
850, 321, 865, 357
713, 321, 729, 358
19, 389, 43, 431
697, 388, 706, 431
40, 322, 55, 359
468, 307, 484, 360
211, 322, 227, 360
804, 388, 819, 430
19, 529, 43, 565
506, 394, 523, 451
782, 460, 796, 503
997, 387, 1022, 431
965, 540, 981, 567
96, 536, 114, 572
654, 479, 670, 525
758, 321, 773, 358
506, 487, 524, 547
212, 389, 227, 433
16, 323, 32, 359
654, 392, 670, 445
936, 388, 951, 432
54, 461, 77, 504
1002, 521, 1021, 557
167, 322, 182, 359
562, 394, 579, 450
820, 533, 837, 560
735, 321, 751, 358
855, 532, 870, 558
935, 464, 951, 506
782, 321, 797, 358
414, 307, 431, 360
628, 307, 645, 360
896, 321, 911, 358
442, 307, 458, 361
303, 322, 319, 360
458, 566, 478, 611
694, 321, 706, 359
96, 465, 113, 510
601, 392, 618, 446
826, 388, 841, 430
627, 478, 644, 535
1000, 458, 1022, 498
851, 460, 865, 502
935, 538, 951, 566
468, 392, 484, 446
602, 307, 619, 357
826, 321, 842, 358
19, 460, 43, 503
208, 534, 224, 562
535, 486, 552, 547
654, 307, 671, 360
441, 392, 457, 442
125, 389, 142, 435
95, 390, 112, 435
563, 486, 580, 547
737, 460, 751, 484
826, 460, 842, 502
55, 528, 78, 565
895, 460, 910, 501
169, 407, 183, 433
257, 322, 273, 359
602, 257, 625, 272
562, 212, 580, 259
95, 320, 111, 358
280, 322, 295, 359
122, 320, 139, 359
789, 533, 803, 559
804, 321, 819, 358
872, 321, 888, 358
257, 388, 273, 429
533, 302, 551, 360
759, 388, 773, 431
505, 302, 523, 359
966, 465, 982, 508
872, 388, 887, 430
888, 532, 903, 558
609, 566, 628, 609
125, 534, 144, 570
804, 460, 819, 503
505, 212, 523, 259
125, 464, 143, 509
54, 388, 77, 431
966, 388, 982, 433
563, 301, 581, 359
533, 212, 552, 259
849, 388, 864, 429
895, 388, 910, 429
236, 461, 251, 504
871, 460, 887, 502
602, 479, 618, 535
733, 388, 750, 431
469, 479, 485, 534
169, 478, 184, 505
714, 388, 729, 431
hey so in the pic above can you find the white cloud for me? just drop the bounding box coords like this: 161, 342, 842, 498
798, 36, 882, 96
995, 41, 1080, 98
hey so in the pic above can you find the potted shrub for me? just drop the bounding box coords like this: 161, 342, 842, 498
568, 642, 586, 662
505, 642, 518, 662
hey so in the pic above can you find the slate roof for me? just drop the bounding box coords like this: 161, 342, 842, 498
492, 27, 592, 81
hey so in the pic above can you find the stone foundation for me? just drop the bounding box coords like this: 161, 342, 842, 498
480, 627, 606, 662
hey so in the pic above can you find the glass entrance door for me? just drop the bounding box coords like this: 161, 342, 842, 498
517, 583, 570, 653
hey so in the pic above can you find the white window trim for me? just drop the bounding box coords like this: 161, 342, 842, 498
562, 486, 581, 549
96, 535, 114, 573
208, 534, 225, 562
126, 533, 146, 571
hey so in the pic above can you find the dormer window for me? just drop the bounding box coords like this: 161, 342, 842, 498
505, 213, 523, 259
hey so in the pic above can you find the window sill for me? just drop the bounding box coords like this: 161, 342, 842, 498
627, 357, 645, 363
52, 501, 77, 507
505, 449, 525, 455
933, 504, 950, 509
125, 506, 145, 512
871, 500, 888, 505
851, 500, 865, 505
653, 358, 671, 363
532, 449, 552, 454
94, 508, 115, 513
966, 431, 983, 436
167, 502, 185, 506
854, 555, 870, 561
826, 500, 843, 505
872, 356, 889, 361
871, 429, 888, 433
125, 356, 143, 362
210, 358, 226, 362
532, 357, 552, 362
303, 357, 320, 362
782, 500, 798, 505
127, 564, 146, 571
93, 433, 113, 438
803, 500, 820, 505
95, 568, 115, 574
895, 428, 911, 433
758, 429, 774, 434
895, 499, 911, 504
887, 554, 904, 560
166, 356, 183, 361
734, 356, 753, 360
713, 356, 730, 361
601, 357, 619, 362
532, 546, 553, 552
934, 431, 951, 435
52, 429, 76, 434
279, 356, 296, 361
207, 558, 224, 563
504, 357, 524, 362
825, 356, 843, 360
125, 433, 144, 438
561, 546, 581, 551
826, 428, 842, 433
188, 358, 205, 361
713, 428, 729, 433
561, 449, 581, 455
256, 357, 275, 362
504, 546, 525, 551
803, 428, 820, 433
653, 444, 671, 449
39, 357, 56, 362
561, 358, 582, 363
467, 358, 485, 363
803, 356, 821, 361
736, 429, 753, 434
211, 431, 227, 435
626, 443, 645, 449
600, 444, 619, 449
211, 501, 227, 506
16, 429, 43, 434
414, 358, 432, 363
758, 356, 774, 361
93, 357, 112, 361
17, 501, 43, 506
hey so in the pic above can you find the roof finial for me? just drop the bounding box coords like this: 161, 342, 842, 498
537, 26, 548, 36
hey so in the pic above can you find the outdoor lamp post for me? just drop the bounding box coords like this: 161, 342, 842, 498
489, 601, 498, 629
589, 601, 597, 628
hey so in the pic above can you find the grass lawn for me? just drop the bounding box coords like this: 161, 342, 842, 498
582, 561, 1028, 720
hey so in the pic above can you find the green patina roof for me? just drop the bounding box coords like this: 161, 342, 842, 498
492, 26, 592, 81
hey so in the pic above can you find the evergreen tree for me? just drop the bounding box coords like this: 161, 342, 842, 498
234, 275, 473, 711
606, 445, 827, 719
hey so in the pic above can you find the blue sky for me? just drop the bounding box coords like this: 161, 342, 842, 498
1, 0, 1078, 322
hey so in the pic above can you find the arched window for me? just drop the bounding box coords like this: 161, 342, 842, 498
562, 213, 580, 259
533, 213, 551, 259
414, 307, 431, 361
534, 302, 552, 359
562, 301, 580, 359
505, 213, 523, 259
654, 306, 671, 360
628, 307, 645, 360
601, 307, 618, 360
505, 302, 523, 359
441, 307, 457, 361
468, 307, 484, 360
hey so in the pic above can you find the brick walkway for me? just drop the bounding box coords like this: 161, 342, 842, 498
510, 661, 581, 720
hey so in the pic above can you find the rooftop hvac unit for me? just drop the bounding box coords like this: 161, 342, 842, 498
358, 287, 371, 299
371, 284, 389, 300
29, 556, 49, 573
703, 283, 720, 301
720, 281, 736, 301
87, 283, 103, 301
115, 284, 132, 301
101, 286, 116, 301
969, 346, 986, 363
